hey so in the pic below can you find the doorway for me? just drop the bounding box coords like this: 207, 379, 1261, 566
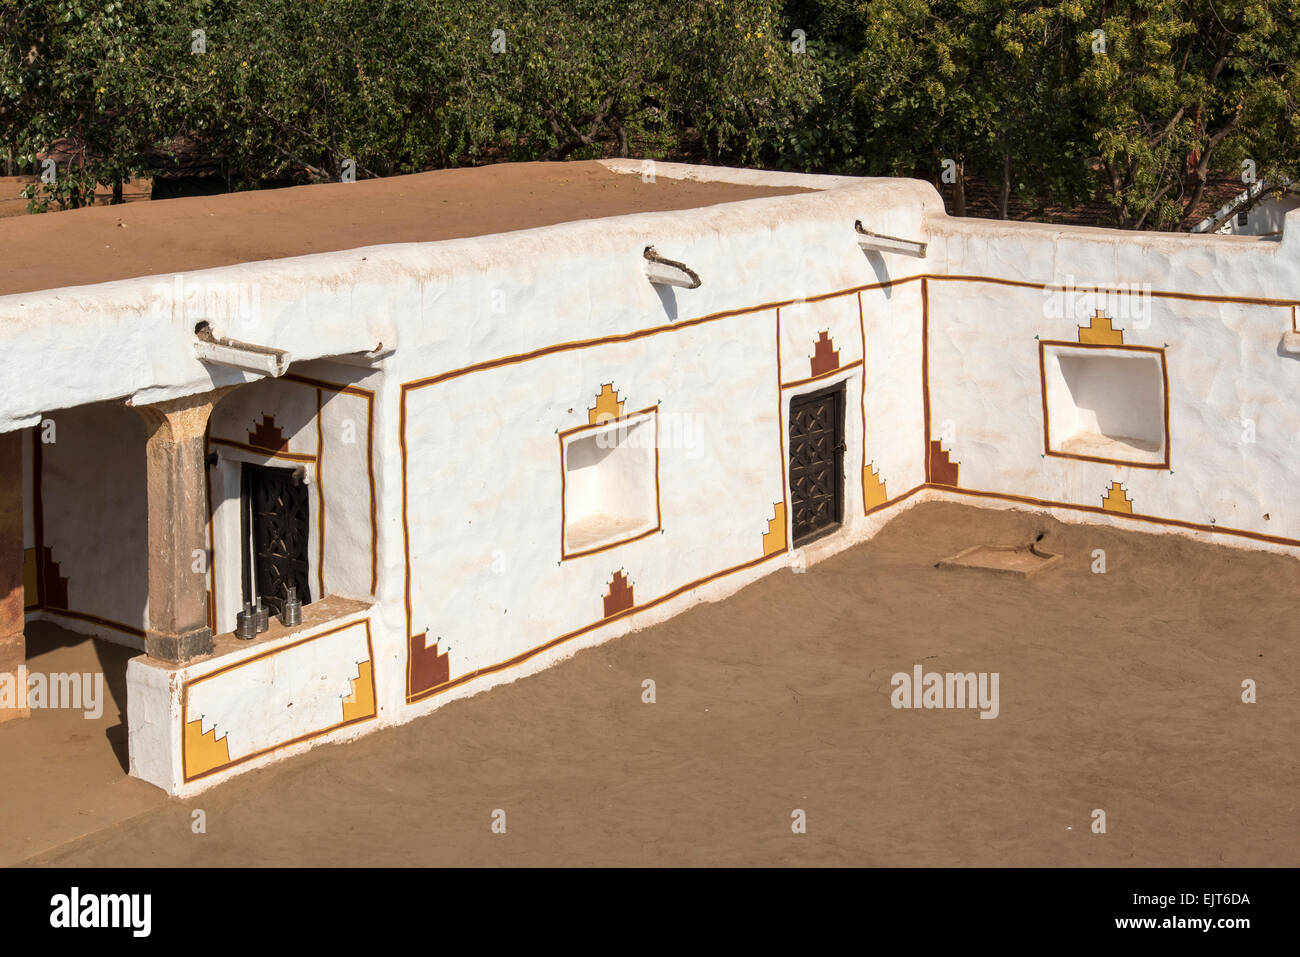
242, 463, 312, 615
788, 383, 845, 546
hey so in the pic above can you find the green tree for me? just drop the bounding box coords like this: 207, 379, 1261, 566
501, 0, 818, 166
0, 0, 182, 209
847, 0, 1090, 217
1077, 0, 1300, 229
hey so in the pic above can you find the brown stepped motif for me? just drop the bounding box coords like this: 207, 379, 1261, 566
603, 571, 634, 618
810, 331, 840, 377
928, 440, 960, 487
247, 414, 288, 452
408, 633, 450, 697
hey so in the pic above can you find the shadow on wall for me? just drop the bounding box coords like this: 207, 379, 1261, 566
33, 401, 149, 642
654, 284, 678, 321
860, 249, 894, 297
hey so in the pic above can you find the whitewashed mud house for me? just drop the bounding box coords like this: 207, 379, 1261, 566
2, 159, 1298, 795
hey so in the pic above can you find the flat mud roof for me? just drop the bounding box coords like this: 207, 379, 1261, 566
0, 161, 811, 298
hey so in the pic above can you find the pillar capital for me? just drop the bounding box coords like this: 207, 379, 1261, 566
131, 386, 235, 443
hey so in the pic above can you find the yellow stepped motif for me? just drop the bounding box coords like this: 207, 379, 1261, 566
341, 660, 376, 723
763, 502, 787, 555
864, 463, 889, 510
1101, 481, 1133, 513
1078, 310, 1124, 345
588, 383, 625, 424
184, 718, 231, 778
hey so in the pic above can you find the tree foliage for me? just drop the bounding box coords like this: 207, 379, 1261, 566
839, 0, 1300, 226
1077, 0, 1300, 228
2, 0, 1299, 228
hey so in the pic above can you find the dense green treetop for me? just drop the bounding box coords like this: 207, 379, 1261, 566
2, 0, 1297, 227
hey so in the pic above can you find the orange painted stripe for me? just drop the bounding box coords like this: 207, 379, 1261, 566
780, 358, 864, 391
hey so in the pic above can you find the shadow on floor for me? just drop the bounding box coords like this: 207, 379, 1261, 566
24, 620, 136, 771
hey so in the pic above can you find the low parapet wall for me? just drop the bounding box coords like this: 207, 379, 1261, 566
9, 161, 1294, 793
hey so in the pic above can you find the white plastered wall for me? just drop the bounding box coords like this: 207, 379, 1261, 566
25, 400, 149, 648
925, 214, 1300, 550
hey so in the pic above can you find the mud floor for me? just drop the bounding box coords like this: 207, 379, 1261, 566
15, 501, 1300, 866
0, 162, 807, 297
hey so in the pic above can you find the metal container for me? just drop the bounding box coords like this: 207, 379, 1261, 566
279, 585, 302, 627
235, 603, 258, 640
254, 598, 270, 633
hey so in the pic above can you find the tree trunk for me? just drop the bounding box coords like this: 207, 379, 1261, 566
614, 117, 629, 158
954, 160, 966, 217
112, 177, 124, 205
999, 150, 1011, 220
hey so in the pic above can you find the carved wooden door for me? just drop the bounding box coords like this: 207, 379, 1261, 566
245, 463, 312, 614
788, 384, 845, 545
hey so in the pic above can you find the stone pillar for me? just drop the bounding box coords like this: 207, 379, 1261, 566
0, 429, 27, 723
134, 392, 226, 663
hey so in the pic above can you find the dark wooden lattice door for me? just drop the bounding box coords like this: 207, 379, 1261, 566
788, 384, 845, 545
245, 463, 311, 614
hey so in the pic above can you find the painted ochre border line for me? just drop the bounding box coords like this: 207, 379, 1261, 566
775, 308, 790, 554
872, 481, 1300, 548
937, 273, 1300, 308
1037, 339, 1173, 470
407, 549, 784, 705
208, 436, 317, 464
921, 277, 932, 482
932, 484, 1300, 549
399, 270, 1300, 705
316, 388, 326, 600
404, 272, 1298, 398
780, 358, 864, 391
180, 616, 377, 783
283, 371, 380, 596
37, 607, 145, 638
857, 292, 869, 517
402, 286, 873, 394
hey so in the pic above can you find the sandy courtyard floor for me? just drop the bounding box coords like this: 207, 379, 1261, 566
15, 501, 1300, 866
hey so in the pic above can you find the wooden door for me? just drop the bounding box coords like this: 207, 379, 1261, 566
244, 463, 312, 614
788, 384, 845, 545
